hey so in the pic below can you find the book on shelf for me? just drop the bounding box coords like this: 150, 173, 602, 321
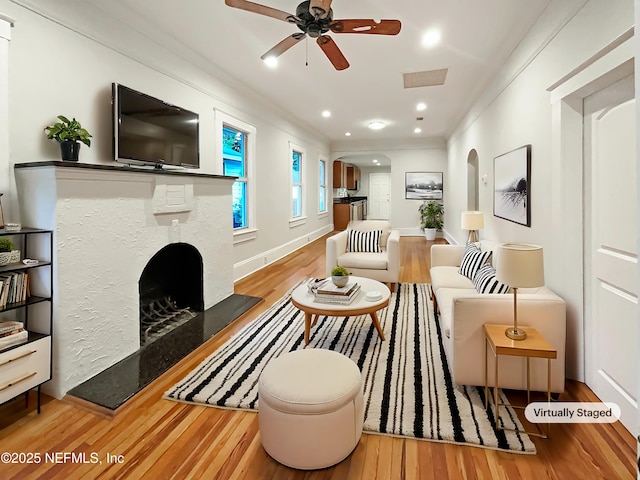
0, 271, 29, 308
0, 321, 24, 336
0, 329, 28, 350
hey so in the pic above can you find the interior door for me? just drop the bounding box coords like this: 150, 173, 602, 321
368, 173, 390, 220
583, 74, 637, 435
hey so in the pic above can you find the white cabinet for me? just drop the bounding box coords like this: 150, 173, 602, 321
0, 228, 53, 413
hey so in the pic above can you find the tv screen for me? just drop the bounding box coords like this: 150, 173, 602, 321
112, 83, 200, 169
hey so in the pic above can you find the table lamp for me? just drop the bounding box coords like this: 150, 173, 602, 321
461, 211, 484, 243
496, 244, 544, 340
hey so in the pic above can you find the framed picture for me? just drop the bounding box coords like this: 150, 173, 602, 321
405, 172, 443, 200
493, 145, 531, 226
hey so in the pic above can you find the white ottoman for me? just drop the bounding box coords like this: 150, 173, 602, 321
258, 349, 364, 470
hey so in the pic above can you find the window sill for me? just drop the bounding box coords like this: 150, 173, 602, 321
289, 216, 307, 228
318, 211, 329, 219
233, 228, 258, 245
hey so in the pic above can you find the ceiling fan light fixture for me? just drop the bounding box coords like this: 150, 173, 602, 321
368, 121, 386, 130
263, 56, 278, 68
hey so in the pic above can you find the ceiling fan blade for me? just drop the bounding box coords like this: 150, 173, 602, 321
261, 33, 306, 60
225, 0, 299, 24
309, 0, 333, 18
330, 19, 402, 35
316, 36, 349, 71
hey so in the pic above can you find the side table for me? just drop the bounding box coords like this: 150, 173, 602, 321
483, 324, 557, 438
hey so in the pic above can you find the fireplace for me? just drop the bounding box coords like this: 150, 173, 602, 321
139, 243, 204, 346
15, 162, 236, 398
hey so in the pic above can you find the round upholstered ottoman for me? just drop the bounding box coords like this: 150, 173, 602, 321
258, 349, 364, 470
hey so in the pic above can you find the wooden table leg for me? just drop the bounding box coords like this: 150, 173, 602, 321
304, 312, 312, 345
369, 311, 385, 341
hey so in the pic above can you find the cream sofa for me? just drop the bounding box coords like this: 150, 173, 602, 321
430, 241, 566, 393
326, 220, 400, 291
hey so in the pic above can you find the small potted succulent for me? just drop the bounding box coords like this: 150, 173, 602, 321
44, 115, 92, 162
331, 265, 350, 288
0, 237, 14, 266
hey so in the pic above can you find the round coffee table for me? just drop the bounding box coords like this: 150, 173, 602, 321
291, 276, 391, 345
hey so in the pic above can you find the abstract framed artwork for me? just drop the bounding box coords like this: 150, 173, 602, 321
493, 145, 531, 226
405, 172, 443, 200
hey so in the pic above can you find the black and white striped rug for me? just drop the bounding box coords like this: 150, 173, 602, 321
164, 283, 536, 454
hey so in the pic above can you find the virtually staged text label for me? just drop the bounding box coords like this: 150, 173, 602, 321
524, 402, 621, 423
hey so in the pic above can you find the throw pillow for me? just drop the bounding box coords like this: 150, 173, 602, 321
473, 263, 510, 294
347, 229, 382, 253
458, 242, 492, 280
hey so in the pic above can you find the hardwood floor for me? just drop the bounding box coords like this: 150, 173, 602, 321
0, 235, 636, 479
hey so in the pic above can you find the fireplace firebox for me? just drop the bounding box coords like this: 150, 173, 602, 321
139, 243, 204, 346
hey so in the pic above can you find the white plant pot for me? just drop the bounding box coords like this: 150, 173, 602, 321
424, 228, 437, 241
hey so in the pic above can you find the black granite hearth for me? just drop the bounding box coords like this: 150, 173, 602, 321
67, 294, 262, 411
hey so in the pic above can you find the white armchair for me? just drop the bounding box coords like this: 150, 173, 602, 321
326, 220, 400, 292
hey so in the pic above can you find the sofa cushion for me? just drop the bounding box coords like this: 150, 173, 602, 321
473, 264, 510, 294
458, 243, 492, 280
338, 252, 388, 270
430, 266, 475, 293
433, 288, 472, 339
347, 229, 382, 253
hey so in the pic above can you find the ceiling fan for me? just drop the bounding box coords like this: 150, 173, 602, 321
224, 0, 402, 70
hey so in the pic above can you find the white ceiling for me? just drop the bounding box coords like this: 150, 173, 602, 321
87, 0, 550, 143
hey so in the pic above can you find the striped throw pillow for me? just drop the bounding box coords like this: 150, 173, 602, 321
458, 243, 492, 280
347, 229, 382, 253
473, 264, 510, 294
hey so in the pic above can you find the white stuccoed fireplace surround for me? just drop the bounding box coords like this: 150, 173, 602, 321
15, 162, 235, 398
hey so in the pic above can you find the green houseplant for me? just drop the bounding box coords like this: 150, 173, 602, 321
44, 115, 92, 162
331, 265, 350, 288
419, 201, 444, 241
0, 237, 14, 266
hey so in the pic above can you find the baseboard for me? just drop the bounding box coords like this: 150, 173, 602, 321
233, 224, 333, 281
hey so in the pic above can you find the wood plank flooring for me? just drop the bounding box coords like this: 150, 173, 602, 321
0, 235, 636, 479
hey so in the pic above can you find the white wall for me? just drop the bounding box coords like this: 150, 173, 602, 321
332, 138, 448, 234
447, 0, 634, 381
1, 1, 332, 280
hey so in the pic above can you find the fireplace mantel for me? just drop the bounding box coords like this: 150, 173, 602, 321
14, 162, 236, 398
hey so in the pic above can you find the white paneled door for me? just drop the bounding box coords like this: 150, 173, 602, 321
583, 74, 637, 435
368, 173, 390, 220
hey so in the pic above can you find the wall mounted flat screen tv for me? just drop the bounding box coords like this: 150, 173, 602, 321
112, 83, 199, 169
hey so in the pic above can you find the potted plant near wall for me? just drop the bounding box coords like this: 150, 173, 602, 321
0, 237, 14, 266
419, 200, 444, 241
44, 115, 92, 161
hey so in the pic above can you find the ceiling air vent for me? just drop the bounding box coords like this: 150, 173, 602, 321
403, 68, 448, 88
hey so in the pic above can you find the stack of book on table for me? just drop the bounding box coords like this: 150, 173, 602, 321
0, 321, 28, 351
313, 280, 361, 305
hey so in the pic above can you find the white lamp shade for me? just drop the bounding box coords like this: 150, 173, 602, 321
461, 211, 484, 230
496, 243, 544, 288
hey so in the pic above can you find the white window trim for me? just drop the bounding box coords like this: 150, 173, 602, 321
215, 109, 257, 240
318, 156, 328, 216
289, 141, 306, 227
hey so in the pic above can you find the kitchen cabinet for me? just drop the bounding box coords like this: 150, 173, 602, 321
333, 203, 350, 230
333, 161, 347, 188
346, 165, 361, 190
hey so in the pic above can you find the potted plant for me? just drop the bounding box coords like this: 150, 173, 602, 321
419, 201, 444, 241
44, 115, 92, 162
331, 265, 350, 288
0, 237, 14, 266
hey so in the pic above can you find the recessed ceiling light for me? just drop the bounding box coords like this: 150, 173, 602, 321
416, 102, 427, 111
422, 29, 441, 48
414, 127, 422, 134
322, 110, 331, 118
368, 121, 386, 130
372, 159, 378, 164
345, 132, 351, 136
263, 56, 278, 68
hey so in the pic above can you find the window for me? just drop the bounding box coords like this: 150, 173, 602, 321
319, 159, 327, 213
215, 110, 256, 239
292, 149, 303, 218
222, 126, 247, 228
